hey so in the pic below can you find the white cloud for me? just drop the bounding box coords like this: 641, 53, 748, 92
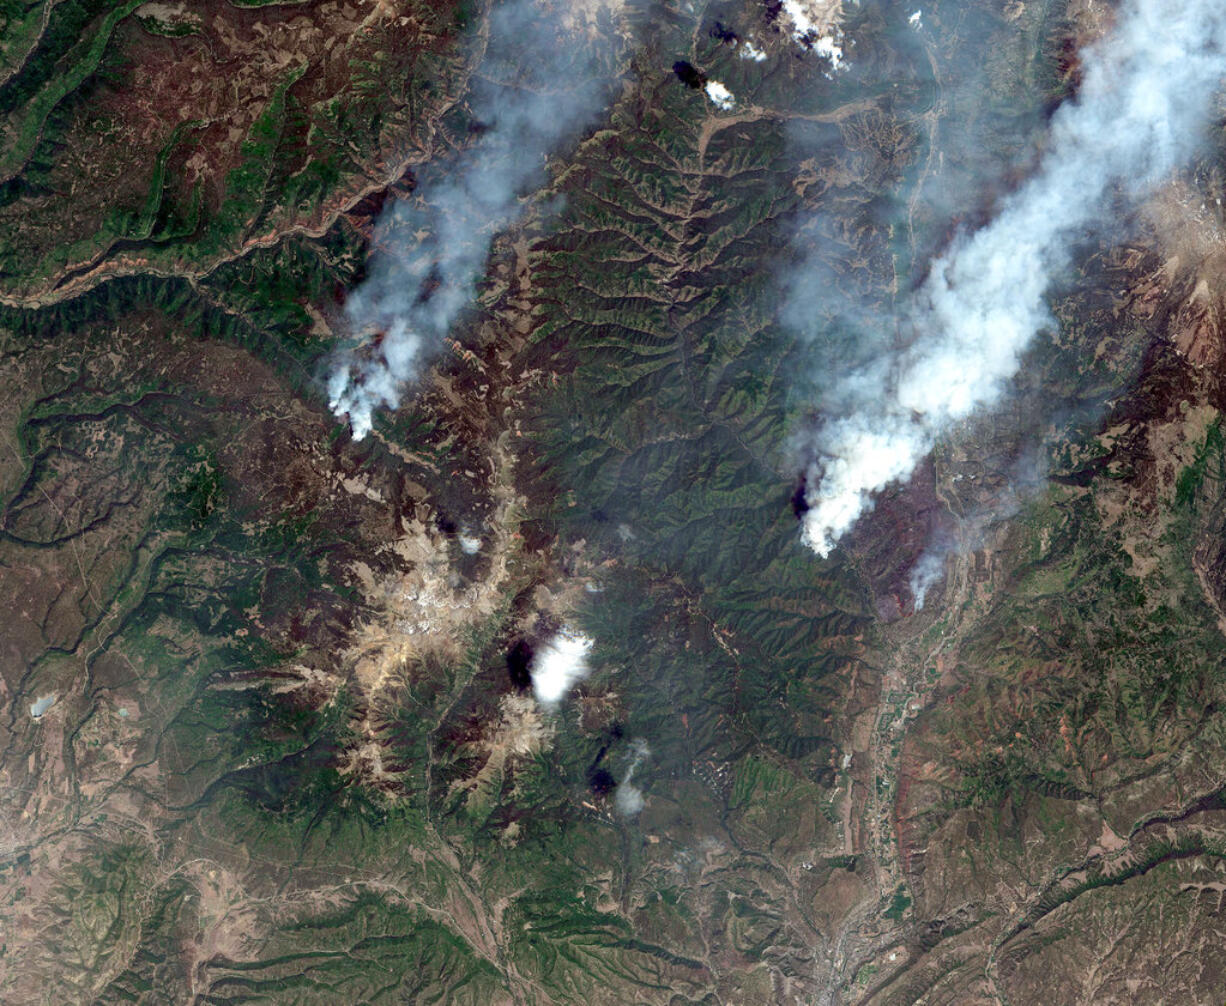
531, 628, 594, 706
780, 0, 845, 69
739, 39, 767, 62
705, 79, 735, 111
29, 695, 55, 719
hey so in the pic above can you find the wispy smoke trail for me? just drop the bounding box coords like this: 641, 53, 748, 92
615, 738, 650, 815
329, 0, 618, 439
800, 0, 1226, 556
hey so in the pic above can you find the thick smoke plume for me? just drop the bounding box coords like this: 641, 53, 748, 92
801, 0, 1226, 556
329, 0, 617, 439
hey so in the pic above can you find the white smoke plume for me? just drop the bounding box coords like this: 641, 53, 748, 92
329, 0, 619, 439
907, 547, 945, 611
800, 0, 1226, 557
615, 738, 650, 815
531, 627, 594, 707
